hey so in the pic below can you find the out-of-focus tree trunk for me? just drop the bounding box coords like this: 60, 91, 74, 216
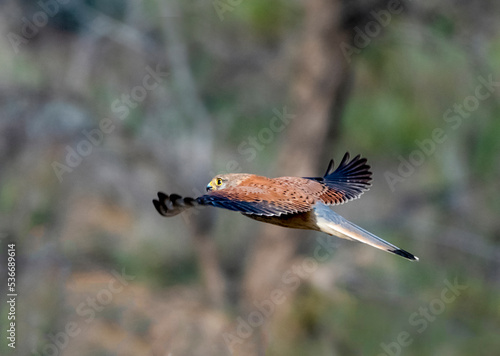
161, 5, 227, 308
237, 0, 354, 353
243, 0, 352, 305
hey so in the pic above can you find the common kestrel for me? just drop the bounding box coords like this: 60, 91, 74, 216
153, 153, 418, 261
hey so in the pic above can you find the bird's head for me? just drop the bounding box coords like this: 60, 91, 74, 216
206, 174, 251, 192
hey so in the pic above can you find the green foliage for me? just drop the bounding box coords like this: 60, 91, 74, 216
112, 240, 200, 289
236, 0, 300, 42
2, 1, 499, 354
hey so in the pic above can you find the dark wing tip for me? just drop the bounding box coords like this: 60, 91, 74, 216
389, 248, 419, 261
153, 197, 167, 216
323, 159, 335, 177
153, 191, 198, 217
323, 152, 371, 179
315, 152, 373, 204
340, 152, 351, 167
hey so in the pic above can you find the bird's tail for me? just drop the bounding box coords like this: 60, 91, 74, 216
314, 203, 418, 261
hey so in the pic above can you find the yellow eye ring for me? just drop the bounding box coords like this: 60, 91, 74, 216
216, 178, 223, 186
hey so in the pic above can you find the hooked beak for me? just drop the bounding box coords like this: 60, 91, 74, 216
206, 182, 213, 192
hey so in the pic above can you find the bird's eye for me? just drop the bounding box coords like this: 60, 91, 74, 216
216, 178, 223, 186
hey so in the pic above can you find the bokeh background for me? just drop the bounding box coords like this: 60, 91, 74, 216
1, 0, 499, 355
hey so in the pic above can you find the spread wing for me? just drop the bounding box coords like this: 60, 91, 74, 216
196, 185, 315, 216
303, 152, 372, 205
153, 152, 372, 218
153, 181, 316, 218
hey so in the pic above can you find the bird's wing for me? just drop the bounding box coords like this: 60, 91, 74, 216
313, 202, 418, 261
303, 152, 372, 205
197, 184, 315, 216
153, 183, 315, 218
154, 152, 371, 217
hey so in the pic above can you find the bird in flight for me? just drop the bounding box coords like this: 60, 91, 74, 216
153, 153, 418, 261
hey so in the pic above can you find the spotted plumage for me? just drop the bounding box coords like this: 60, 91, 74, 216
153, 152, 418, 261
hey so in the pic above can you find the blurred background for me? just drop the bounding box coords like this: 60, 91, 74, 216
0, 0, 499, 355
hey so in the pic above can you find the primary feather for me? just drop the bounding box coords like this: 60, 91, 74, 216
153, 152, 418, 261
